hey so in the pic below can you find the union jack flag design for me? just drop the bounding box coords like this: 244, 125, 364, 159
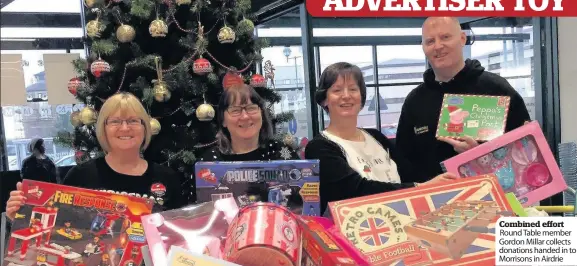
330, 175, 511, 266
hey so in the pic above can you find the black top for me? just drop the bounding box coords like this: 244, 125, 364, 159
21, 156, 59, 184
199, 139, 300, 162
305, 128, 417, 215
63, 157, 188, 212
396, 59, 531, 182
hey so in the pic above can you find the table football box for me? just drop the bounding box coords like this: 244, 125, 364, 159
2, 180, 153, 266
441, 121, 568, 206
195, 160, 320, 216
329, 174, 514, 266
299, 216, 369, 266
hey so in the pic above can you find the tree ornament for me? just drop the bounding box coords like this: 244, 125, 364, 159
193, 58, 212, 75
70, 111, 82, 127
150, 118, 161, 135
149, 19, 168, 38
116, 24, 136, 43
153, 57, 171, 102
238, 18, 255, 36
250, 74, 267, 87
68, 77, 83, 95
175, 0, 192, 5
196, 103, 215, 121
222, 72, 244, 90
217, 25, 236, 44
84, 0, 101, 8
90, 58, 111, 78
79, 106, 97, 126
86, 18, 104, 38
283, 133, 296, 147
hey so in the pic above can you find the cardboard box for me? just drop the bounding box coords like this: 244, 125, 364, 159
329, 175, 513, 266
299, 216, 369, 266
195, 160, 320, 216
441, 121, 568, 206
2, 180, 153, 266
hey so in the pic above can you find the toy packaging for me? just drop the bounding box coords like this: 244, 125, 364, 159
329, 174, 514, 266
141, 198, 239, 266
166, 246, 240, 266
298, 216, 369, 266
436, 94, 510, 141
441, 121, 568, 206
223, 203, 302, 266
195, 160, 320, 216
2, 180, 153, 266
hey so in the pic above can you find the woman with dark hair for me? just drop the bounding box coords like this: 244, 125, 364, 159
199, 84, 298, 161
305, 62, 457, 215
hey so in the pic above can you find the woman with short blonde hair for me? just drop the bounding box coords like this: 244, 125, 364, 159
5, 92, 188, 218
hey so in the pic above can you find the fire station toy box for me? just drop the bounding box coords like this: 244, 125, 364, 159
329, 174, 514, 266
441, 121, 568, 207
299, 216, 369, 266
436, 94, 510, 141
2, 180, 153, 266
195, 160, 320, 216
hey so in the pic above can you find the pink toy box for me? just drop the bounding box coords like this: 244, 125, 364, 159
441, 121, 567, 206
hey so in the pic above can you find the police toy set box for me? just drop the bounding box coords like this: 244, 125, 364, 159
195, 160, 320, 216
2, 180, 153, 266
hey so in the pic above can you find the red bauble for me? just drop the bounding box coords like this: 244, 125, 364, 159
193, 58, 213, 75
75, 150, 84, 159
222, 72, 244, 90
90, 59, 111, 78
250, 74, 267, 87
67, 77, 83, 96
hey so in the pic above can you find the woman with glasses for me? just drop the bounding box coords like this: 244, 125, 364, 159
5, 93, 188, 220
199, 84, 299, 161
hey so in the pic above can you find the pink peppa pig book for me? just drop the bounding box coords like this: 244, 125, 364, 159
441, 121, 568, 207
436, 94, 510, 141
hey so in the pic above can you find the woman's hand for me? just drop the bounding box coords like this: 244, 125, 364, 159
424, 172, 458, 185
6, 182, 26, 221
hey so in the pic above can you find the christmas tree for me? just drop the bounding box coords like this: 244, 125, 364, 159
56, 0, 294, 177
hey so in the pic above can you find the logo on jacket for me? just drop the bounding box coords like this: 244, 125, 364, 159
150, 183, 166, 197
414, 126, 429, 135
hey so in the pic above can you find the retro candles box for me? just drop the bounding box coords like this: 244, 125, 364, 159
436, 94, 510, 141
441, 121, 568, 206
195, 160, 320, 216
2, 180, 153, 266
329, 174, 514, 266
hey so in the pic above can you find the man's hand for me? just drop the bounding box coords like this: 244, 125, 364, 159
438, 135, 479, 153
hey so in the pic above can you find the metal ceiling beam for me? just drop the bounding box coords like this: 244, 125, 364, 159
267, 33, 531, 47
253, 0, 303, 25
1, 12, 81, 27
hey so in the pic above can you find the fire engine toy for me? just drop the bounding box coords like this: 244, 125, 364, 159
2, 180, 153, 266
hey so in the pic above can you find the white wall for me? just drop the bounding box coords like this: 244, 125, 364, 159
558, 18, 577, 143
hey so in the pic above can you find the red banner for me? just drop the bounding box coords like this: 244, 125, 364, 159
306, 0, 577, 17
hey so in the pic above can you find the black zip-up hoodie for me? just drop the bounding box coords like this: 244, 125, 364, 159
395, 59, 531, 182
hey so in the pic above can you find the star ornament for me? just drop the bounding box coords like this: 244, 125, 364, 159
280, 147, 292, 160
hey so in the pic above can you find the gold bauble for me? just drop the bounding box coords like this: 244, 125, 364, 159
150, 118, 161, 135
175, 0, 192, 5
217, 26, 236, 44
149, 19, 168, 38
79, 107, 97, 126
70, 111, 82, 127
84, 0, 100, 7
86, 19, 103, 38
283, 133, 296, 147
196, 104, 215, 121
153, 81, 171, 102
116, 24, 136, 43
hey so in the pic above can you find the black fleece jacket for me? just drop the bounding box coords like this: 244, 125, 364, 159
396, 59, 531, 182
305, 128, 417, 215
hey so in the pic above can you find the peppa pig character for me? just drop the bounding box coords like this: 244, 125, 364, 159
444, 105, 470, 136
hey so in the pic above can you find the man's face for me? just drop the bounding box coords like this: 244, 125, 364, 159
422, 18, 466, 72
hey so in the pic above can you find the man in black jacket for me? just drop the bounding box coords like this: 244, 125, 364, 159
396, 17, 531, 182
20, 138, 59, 183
